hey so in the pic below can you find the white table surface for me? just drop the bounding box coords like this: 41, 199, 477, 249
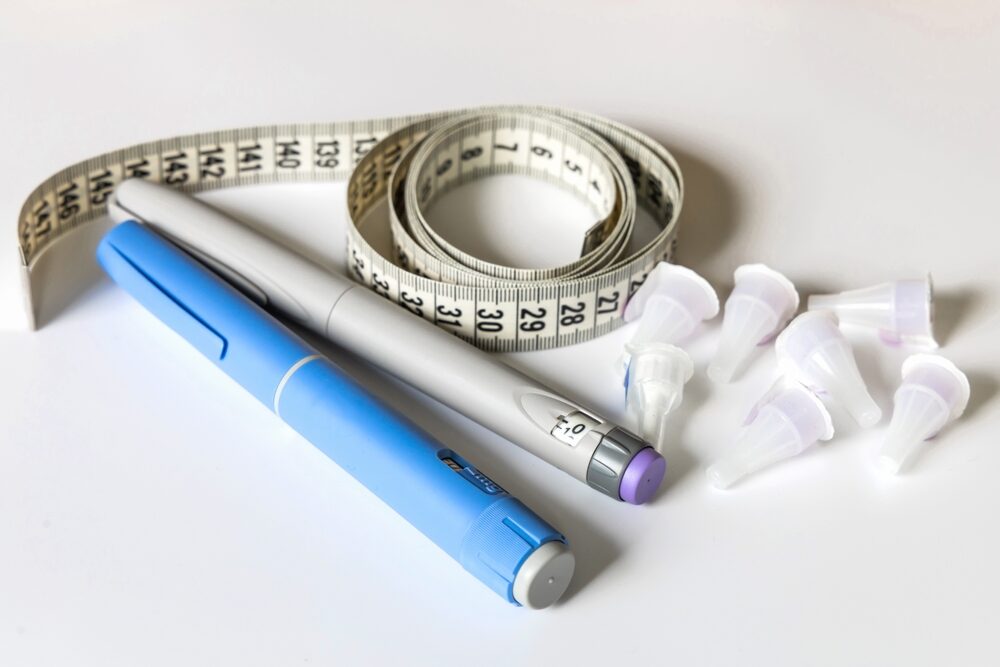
2, 2, 999, 665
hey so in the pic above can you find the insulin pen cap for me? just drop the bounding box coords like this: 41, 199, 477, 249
96, 220, 313, 406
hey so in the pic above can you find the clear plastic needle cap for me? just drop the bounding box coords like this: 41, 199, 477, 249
807, 274, 937, 348
776, 311, 882, 427
880, 354, 970, 474
708, 264, 799, 384
624, 342, 694, 451
623, 262, 719, 347
707, 381, 833, 489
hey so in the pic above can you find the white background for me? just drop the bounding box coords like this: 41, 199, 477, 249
2, 2, 999, 666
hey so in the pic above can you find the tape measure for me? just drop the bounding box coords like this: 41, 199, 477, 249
17, 106, 683, 351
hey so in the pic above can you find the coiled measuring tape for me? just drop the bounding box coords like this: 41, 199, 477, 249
17, 106, 682, 351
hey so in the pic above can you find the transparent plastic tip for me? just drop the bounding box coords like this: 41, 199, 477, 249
624, 342, 694, 450
623, 262, 719, 347
708, 264, 799, 384
807, 274, 937, 348
776, 311, 882, 427
708, 382, 833, 489
879, 354, 970, 474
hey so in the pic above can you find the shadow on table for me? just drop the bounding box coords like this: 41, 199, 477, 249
934, 285, 984, 348
662, 144, 743, 286
964, 371, 998, 421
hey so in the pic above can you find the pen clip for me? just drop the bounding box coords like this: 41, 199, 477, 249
101, 234, 228, 360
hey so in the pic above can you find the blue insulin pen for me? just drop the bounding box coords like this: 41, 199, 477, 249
97, 221, 575, 609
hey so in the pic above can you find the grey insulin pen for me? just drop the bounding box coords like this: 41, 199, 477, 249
108, 179, 666, 504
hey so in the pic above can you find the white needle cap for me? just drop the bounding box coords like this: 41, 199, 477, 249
624, 342, 694, 450
623, 262, 719, 347
708, 264, 799, 384
775, 311, 882, 427
807, 274, 937, 348
880, 354, 970, 474
708, 381, 833, 489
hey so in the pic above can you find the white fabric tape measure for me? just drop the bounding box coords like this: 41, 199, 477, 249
16, 106, 683, 351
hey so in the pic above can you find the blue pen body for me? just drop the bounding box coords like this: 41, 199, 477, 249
97, 221, 572, 607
